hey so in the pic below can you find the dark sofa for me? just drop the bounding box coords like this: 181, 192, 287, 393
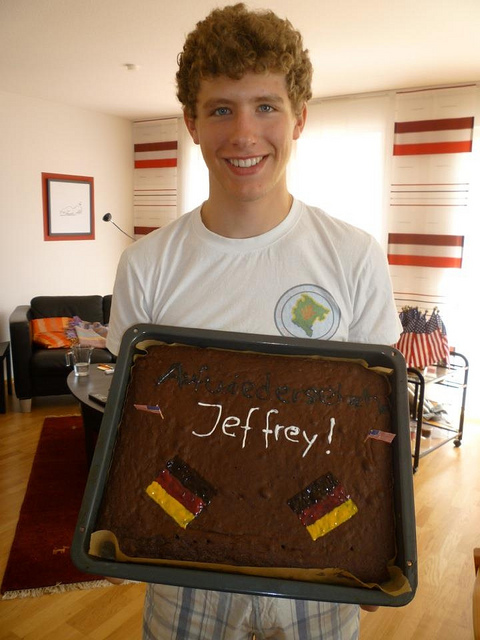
9, 295, 114, 411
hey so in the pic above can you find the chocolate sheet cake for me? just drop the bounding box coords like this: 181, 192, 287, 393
95, 342, 397, 584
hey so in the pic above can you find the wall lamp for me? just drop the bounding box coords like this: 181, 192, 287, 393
102, 213, 135, 240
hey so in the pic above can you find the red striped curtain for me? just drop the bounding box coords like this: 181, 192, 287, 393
387, 85, 476, 319
133, 118, 178, 237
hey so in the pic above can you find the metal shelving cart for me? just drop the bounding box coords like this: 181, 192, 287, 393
408, 351, 469, 472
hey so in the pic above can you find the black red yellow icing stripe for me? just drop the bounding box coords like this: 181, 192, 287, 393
146, 457, 215, 529
288, 472, 358, 540
166, 457, 216, 504
298, 483, 350, 526
154, 469, 206, 515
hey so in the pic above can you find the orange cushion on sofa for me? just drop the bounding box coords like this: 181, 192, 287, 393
31, 317, 72, 349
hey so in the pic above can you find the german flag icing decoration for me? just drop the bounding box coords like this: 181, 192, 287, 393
146, 457, 216, 529
288, 473, 358, 541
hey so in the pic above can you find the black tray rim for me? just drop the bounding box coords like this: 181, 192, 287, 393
71, 324, 418, 607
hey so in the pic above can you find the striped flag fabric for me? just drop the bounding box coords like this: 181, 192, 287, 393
288, 473, 358, 541
396, 307, 429, 368
426, 309, 450, 365
145, 457, 216, 529
395, 307, 449, 368
393, 117, 474, 156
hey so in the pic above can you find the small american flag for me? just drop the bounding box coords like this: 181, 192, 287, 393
396, 306, 449, 368
426, 308, 450, 365
406, 309, 429, 369
134, 404, 164, 418
366, 429, 396, 444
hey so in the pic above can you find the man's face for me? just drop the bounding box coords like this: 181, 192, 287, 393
184, 72, 306, 209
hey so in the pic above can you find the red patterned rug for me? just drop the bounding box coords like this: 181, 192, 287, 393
1, 415, 108, 598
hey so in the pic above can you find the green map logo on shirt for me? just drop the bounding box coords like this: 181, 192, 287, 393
291, 294, 330, 337
274, 285, 340, 340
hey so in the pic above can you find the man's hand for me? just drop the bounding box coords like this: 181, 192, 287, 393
360, 604, 379, 612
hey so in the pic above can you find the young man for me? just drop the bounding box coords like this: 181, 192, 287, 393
107, 4, 401, 638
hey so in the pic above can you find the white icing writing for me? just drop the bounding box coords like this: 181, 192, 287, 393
327, 417, 336, 445
326, 417, 336, 455
193, 403, 257, 449
193, 402, 326, 458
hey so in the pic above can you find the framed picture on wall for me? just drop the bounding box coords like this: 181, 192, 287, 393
42, 172, 95, 241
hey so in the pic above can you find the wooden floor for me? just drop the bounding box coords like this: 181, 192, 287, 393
0, 392, 478, 639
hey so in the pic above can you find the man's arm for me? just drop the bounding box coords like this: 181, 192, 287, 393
107, 249, 151, 356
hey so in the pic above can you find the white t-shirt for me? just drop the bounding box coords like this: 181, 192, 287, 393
107, 199, 401, 355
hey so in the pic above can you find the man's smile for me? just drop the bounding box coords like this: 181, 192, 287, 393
227, 156, 265, 168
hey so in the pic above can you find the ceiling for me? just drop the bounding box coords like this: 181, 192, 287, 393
1, 0, 479, 121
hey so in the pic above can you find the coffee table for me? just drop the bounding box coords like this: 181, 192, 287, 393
67, 365, 114, 465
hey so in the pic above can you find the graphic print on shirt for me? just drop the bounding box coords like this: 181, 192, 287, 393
274, 284, 341, 339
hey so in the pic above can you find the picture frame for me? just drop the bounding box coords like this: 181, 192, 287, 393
42, 172, 95, 241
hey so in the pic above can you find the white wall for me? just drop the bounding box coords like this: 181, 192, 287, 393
0, 91, 133, 342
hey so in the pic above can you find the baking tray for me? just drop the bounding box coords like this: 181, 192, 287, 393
71, 324, 417, 606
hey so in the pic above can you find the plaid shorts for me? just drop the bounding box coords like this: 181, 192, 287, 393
143, 585, 360, 640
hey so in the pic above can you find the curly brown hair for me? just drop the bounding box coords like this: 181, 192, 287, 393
176, 3, 313, 118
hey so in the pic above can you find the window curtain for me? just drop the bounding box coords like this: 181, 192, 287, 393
177, 118, 208, 215
288, 94, 392, 244
387, 84, 479, 360
133, 118, 178, 237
